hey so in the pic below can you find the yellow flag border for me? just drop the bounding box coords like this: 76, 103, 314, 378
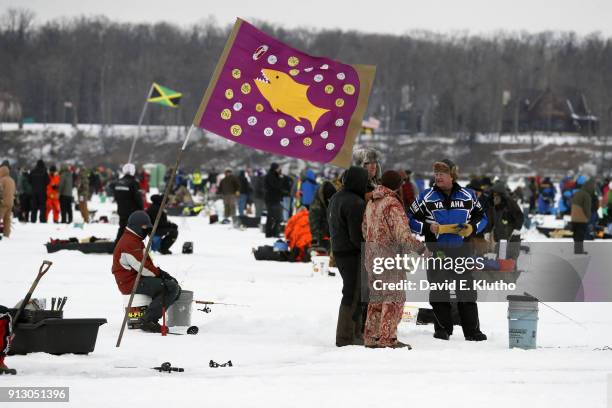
330, 64, 376, 169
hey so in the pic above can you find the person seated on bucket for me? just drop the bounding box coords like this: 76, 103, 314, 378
112, 210, 181, 333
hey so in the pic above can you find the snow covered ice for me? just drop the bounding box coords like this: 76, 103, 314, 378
1, 197, 612, 407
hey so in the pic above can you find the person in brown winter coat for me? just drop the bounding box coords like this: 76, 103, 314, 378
218, 169, 240, 221
0, 165, 16, 237
362, 170, 426, 349
75, 167, 90, 223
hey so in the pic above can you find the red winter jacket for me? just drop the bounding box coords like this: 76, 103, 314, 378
112, 228, 160, 294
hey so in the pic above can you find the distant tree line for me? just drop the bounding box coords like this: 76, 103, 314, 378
2, 8, 612, 136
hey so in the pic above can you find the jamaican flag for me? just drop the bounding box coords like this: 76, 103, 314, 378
147, 83, 182, 108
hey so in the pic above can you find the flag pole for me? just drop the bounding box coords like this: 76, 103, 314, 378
128, 84, 154, 164
116, 124, 196, 347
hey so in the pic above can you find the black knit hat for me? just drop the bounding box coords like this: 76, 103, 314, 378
127, 211, 153, 239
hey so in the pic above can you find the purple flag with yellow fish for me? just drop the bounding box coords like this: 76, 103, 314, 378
193, 18, 376, 168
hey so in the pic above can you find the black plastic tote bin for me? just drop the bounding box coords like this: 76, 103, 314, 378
9, 318, 107, 355
45, 241, 114, 254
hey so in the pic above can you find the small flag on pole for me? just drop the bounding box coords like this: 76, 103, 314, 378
193, 18, 376, 168
148, 82, 182, 108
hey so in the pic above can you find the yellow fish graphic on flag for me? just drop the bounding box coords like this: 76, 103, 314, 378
254, 69, 329, 130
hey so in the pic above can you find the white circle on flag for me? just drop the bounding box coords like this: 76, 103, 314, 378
264, 127, 274, 136
326, 143, 335, 150
320, 64, 329, 70
247, 116, 257, 126
337, 72, 346, 80
267, 55, 277, 65
304, 67, 313, 72
294, 125, 305, 134
314, 74, 323, 83
320, 131, 329, 139
335, 118, 344, 127
233, 102, 242, 111
280, 138, 290, 147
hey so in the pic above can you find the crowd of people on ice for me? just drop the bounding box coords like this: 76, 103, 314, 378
0, 149, 610, 355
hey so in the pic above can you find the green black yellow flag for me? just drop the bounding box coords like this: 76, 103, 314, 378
147, 83, 182, 108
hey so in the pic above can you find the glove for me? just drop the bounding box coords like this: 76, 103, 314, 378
456, 223, 473, 237
159, 269, 177, 283
437, 224, 459, 235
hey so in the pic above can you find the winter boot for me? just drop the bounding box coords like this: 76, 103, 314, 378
465, 332, 488, 341
336, 304, 356, 347
388, 340, 412, 349
433, 329, 450, 340
139, 319, 162, 333
0, 362, 16, 375
458, 302, 485, 341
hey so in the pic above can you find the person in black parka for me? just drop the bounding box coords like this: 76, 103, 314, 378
327, 166, 368, 347
28, 159, 49, 223
146, 194, 179, 254
264, 163, 287, 238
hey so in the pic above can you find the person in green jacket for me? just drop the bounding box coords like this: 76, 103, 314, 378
58, 165, 74, 224
571, 178, 594, 255
17, 167, 32, 222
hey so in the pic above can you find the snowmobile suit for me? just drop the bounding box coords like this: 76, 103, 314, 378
408, 182, 488, 338
46, 172, 60, 223
284, 209, 312, 261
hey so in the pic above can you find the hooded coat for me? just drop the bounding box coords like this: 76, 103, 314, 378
328, 167, 368, 256
284, 209, 312, 261
264, 163, 286, 204
486, 182, 524, 241
299, 169, 318, 207
571, 179, 594, 224
0, 166, 15, 208
29, 160, 49, 196
309, 180, 336, 244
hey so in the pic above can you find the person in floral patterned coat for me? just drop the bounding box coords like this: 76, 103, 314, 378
362, 170, 426, 349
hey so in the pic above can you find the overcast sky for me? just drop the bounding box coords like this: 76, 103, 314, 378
1, 0, 611, 37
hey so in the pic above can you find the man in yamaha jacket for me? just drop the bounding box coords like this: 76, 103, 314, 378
113, 163, 144, 243
408, 159, 488, 341
112, 211, 180, 332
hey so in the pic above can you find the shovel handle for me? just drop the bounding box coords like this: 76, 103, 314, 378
38, 260, 52, 277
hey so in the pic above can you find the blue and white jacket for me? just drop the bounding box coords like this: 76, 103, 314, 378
408, 183, 487, 246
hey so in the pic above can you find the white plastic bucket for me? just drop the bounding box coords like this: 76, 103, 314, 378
311, 256, 330, 276
401, 305, 419, 324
